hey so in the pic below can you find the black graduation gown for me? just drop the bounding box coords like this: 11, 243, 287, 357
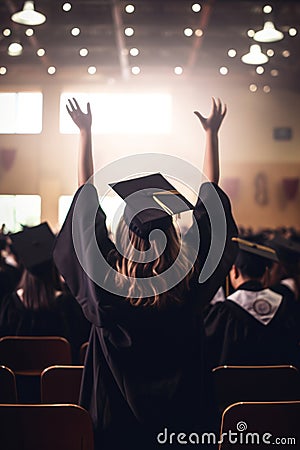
204, 280, 300, 370
53, 182, 238, 449
0, 291, 90, 363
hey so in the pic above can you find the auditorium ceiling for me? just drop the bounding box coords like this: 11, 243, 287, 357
0, 0, 299, 92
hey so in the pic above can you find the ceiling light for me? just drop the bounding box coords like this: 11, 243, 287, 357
253, 21, 284, 43
192, 4, 201, 13
88, 66, 97, 75
227, 49, 237, 57
241, 44, 269, 65
219, 66, 228, 75
249, 84, 258, 92
263, 85, 271, 93
267, 49, 274, 57
62, 3, 72, 12
184, 28, 193, 37
263, 5, 272, 14
71, 27, 80, 36
270, 69, 279, 77
25, 28, 34, 36
3, 29, 11, 37
124, 27, 134, 37
131, 66, 140, 75
48, 66, 56, 75
174, 66, 183, 75
256, 66, 264, 74
129, 47, 139, 56
289, 28, 297, 37
8, 42, 23, 56
0, 67, 7, 75
79, 48, 88, 57
37, 48, 45, 56
195, 29, 203, 37
125, 4, 135, 14
11, 1, 46, 26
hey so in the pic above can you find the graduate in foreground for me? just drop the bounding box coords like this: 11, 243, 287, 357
53, 97, 238, 449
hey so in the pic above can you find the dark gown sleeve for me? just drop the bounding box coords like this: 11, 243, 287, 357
185, 182, 238, 306
53, 183, 115, 327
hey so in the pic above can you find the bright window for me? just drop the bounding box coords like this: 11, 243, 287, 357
0, 195, 41, 233
60, 92, 172, 134
0, 92, 43, 134
58, 194, 122, 235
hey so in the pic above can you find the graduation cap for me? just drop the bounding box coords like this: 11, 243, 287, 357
232, 237, 279, 263
267, 235, 300, 264
10, 222, 55, 272
109, 173, 194, 238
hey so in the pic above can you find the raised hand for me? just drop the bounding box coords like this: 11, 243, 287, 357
194, 98, 227, 133
66, 98, 92, 131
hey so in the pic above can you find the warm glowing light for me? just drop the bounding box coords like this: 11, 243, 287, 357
192, 4, 201, 13
249, 84, 258, 92
79, 48, 88, 57
60, 92, 172, 134
48, 66, 56, 75
253, 21, 284, 43
131, 66, 140, 75
289, 28, 297, 37
282, 50, 290, 58
267, 49, 274, 57
241, 44, 268, 65
184, 28, 193, 37
3, 28, 11, 37
0, 67, 7, 75
71, 27, 80, 36
174, 66, 183, 75
125, 4, 135, 13
25, 28, 34, 36
37, 48, 45, 56
227, 49, 237, 58
130, 47, 139, 56
247, 29, 255, 38
270, 69, 279, 77
62, 3, 72, 12
195, 29, 203, 37
219, 66, 228, 75
256, 66, 264, 74
88, 66, 97, 75
263, 5, 272, 13
8, 42, 23, 56
263, 85, 271, 93
125, 27, 134, 36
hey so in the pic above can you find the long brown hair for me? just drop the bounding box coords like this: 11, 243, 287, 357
110, 218, 194, 307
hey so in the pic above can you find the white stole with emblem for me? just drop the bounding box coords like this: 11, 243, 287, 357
227, 288, 283, 325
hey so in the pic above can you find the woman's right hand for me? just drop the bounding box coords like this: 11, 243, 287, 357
194, 97, 227, 134
66, 98, 92, 132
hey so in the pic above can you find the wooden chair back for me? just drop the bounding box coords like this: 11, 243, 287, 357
219, 401, 300, 449
0, 366, 17, 403
0, 336, 72, 375
41, 365, 83, 404
0, 403, 94, 450
212, 365, 300, 414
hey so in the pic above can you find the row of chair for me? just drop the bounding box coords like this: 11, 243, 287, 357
0, 336, 88, 375
0, 364, 84, 403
